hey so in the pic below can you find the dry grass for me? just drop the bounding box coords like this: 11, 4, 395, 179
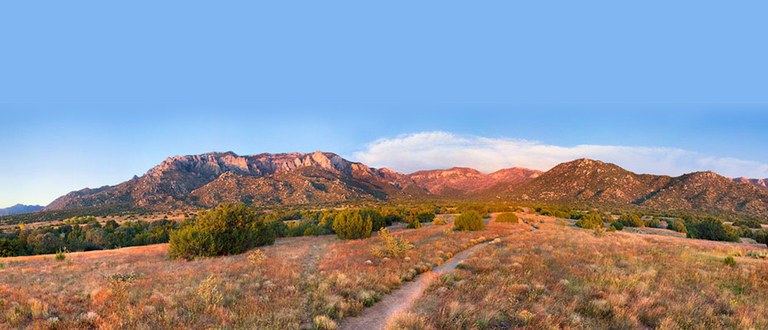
0, 215, 526, 329
403, 215, 768, 329
0, 236, 317, 329
308, 214, 525, 321
4, 212, 765, 329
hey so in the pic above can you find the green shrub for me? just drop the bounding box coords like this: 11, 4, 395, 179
754, 230, 768, 247
454, 211, 484, 231
371, 228, 413, 258
576, 212, 604, 229
332, 211, 372, 240
415, 211, 436, 223
669, 220, 687, 233
0, 238, 21, 257
360, 209, 387, 231
724, 255, 737, 267
733, 218, 763, 229
535, 207, 572, 219
496, 212, 519, 223
406, 220, 422, 229
55, 248, 67, 261
686, 217, 740, 242
610, 221, 624, 231
168, 203, 275, 260
384, 214, 404, 224
737, 226, 753, 238
645, 218, 662, 228
618, 213, 644, 227
432, 217, 448, 225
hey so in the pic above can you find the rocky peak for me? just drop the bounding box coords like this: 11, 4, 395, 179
733, 177, 768, 190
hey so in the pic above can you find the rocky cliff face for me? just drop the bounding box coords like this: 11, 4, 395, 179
45, 151, 426, 210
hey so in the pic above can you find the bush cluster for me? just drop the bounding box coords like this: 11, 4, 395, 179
610, 221, 624, 231
618, 213, 644, 227
495, 212, 519, 223
534, 206, 581, 219
576, 212, 604, 229
685, 217, 739, 242
168, 203, 275, 260
668, 220, 687, 233
733, 217, 763, 229
406, 220, 423, 229
645, 218, 662, 228
0, 218, 176, 257
332, 211, 373, 240
454, 211, 485, 231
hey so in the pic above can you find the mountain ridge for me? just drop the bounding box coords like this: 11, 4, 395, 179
0, 204, 44, 216
42, 152, 768, 218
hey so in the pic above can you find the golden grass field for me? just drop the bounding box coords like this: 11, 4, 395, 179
0, 215, 520, 329
2, 213, 767, 329
390, 214, 768, 329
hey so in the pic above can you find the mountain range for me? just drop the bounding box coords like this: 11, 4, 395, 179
0, 204, 44, 216
41, 151, 768, 218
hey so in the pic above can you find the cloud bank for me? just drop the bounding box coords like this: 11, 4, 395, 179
353, 131, 768, 178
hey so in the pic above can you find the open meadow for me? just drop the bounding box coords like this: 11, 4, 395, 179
2, 212, 768, 329
0, 214, 522, 329
391, 214, 768, 329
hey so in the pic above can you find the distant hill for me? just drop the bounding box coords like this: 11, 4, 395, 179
42, 151, 768, 218
0, 204, 44, 216
408, 167, 541, 197
509, 158, 768, 216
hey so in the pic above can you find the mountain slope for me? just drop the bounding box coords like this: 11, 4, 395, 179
407, 167, 541, 197
734, 177, 768, 190
511, 159, 671, 204
0, 204, 44, 216
644, 172, 768, 215
44, 153, 768, 217
510, 158, 768, 216
46, 151, 428, 210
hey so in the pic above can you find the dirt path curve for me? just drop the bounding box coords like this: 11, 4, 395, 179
340, 241, 493, 330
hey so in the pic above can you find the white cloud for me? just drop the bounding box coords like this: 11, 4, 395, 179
352, 131, 768, 178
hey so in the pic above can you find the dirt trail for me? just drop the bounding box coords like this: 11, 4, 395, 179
340, 241, 492, 330
299, 239, 330, 328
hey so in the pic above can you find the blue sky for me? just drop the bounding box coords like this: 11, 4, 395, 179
1, 1, 768, 207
